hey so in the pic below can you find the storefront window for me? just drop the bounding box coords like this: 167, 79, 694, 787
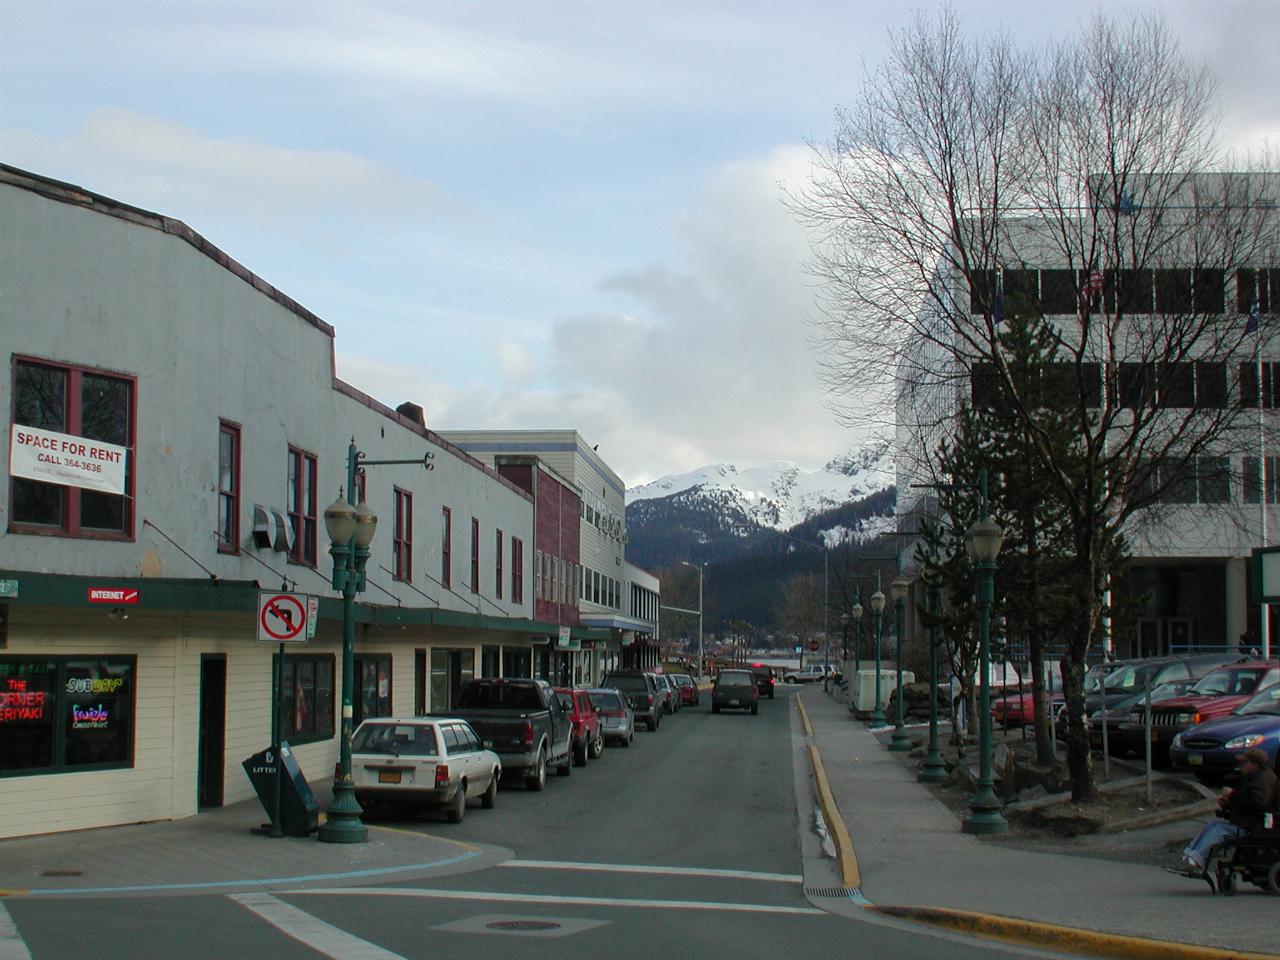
354, 654, 392, 724
0, 657, 135, 775
278, 655, 334, 744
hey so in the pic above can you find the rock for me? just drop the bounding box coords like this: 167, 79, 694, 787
946, 765, 977, 791
1017, 784, 1049, 803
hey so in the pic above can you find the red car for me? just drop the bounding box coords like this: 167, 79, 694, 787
555, 687, 604, 766
1121, 660, 1280, 757
673, 673, 699, 705
992, 689, 1064, 726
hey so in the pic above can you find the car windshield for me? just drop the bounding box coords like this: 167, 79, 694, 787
1238, 684, 1280, 716
588, 691, 623, 711
1103, 664, 1159, 691
351, 722, 438, 756
1083, 665, 1112, 692
1190, 668, 1263, 697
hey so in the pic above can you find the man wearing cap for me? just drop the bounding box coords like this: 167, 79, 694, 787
1168, 747, 1276, 885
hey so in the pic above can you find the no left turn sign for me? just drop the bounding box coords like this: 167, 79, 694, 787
257, 592, 309, 643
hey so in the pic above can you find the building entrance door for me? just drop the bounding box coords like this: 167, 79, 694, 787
197, 655, 227, 809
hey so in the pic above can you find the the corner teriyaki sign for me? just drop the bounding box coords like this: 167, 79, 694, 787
9, 425, 128, 496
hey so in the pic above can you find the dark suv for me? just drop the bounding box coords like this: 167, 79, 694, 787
602, 671, 662, 731
749, 662, 776, 699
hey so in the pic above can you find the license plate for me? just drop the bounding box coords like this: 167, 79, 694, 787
1188, 753, 1203, 766
728, 699, 740, 706
378, 769, 402, 784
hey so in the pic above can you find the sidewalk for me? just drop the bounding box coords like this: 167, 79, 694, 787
798, 688, 1278, 958
0, 783, 508, 899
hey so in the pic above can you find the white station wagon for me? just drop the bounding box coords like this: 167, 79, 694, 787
351, 717, 502, 823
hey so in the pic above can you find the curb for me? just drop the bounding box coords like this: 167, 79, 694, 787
870, 905, 1280, 960
795, 696, 860, 888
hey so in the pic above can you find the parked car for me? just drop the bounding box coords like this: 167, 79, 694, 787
712, 669, 759, 715
672, 673, 699, 706
555, 687, 604, 766
784, 664, 826, 684
350, 717, 501, 822
1170, 683, 1280, 784
442, 677, 574, 790
585, 687, 635, 746
749, 662, 776, 698
1119, 659, 1280, 759
653, 673, 679, 713
992, 689, 1064, 727
602, 670, 662, 731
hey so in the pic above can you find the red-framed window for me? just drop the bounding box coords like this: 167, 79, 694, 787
393, 487, 412, 581
495, 529, 504, 600
512, 537, 524, 604
9, 357, 136, 539
287, 446, 318, 565
217, 420, 241, 553
470, 517, 480, 594
441, 506, 452, 589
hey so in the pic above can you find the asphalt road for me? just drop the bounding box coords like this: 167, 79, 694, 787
6, 687, 1051, 960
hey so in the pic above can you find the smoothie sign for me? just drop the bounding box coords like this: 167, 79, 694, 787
9, 425, 127, 496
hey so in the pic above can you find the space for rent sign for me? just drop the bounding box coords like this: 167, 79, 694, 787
9, 425, 128, 496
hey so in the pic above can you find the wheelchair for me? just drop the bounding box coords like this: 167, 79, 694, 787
1206, 824, 1280, 895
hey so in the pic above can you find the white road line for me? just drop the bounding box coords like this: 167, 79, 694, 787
296, 887, 825, 916
502, 860, 803, 883
230, 892, 407, 960
0, 904, 32, 960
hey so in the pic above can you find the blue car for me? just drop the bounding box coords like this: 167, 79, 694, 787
1170, 684, 1280, 784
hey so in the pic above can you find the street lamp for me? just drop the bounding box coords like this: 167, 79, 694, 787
962, 471, 1008, 835
680, 561, 704, 681
847, 601, 863, 715
318, 461, 377, 843
918, 581, 948, 782
889, 577, 912, 751
318, 439, 433, 844
869, 589, 887, 724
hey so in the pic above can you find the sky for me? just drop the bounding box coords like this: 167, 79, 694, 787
4, 1, 1279, 486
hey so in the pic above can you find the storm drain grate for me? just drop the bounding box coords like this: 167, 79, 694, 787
805, 886, 859, 898
486, 920, 563, 932
41, 870, 83, 877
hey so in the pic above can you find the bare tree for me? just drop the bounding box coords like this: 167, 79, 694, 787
794, 9, 1279, 800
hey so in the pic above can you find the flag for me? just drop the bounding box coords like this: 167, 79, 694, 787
993, 282, 1005, 326
1079, 268, 1103, 308
1247, 300, 1262, 334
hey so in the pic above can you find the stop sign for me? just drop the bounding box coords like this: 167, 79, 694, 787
807, 640, 820, 652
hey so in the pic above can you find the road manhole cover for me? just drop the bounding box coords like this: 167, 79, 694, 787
486, 920, 562, 932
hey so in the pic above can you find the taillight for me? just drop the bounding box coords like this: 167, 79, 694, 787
769, 677, 775, 685
522, 721, 535, 747
647, 695, 654, 707
1193, 713, 1202, 724
435, 764, 449, 789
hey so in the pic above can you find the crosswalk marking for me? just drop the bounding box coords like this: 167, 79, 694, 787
502, 859, 803, 883
296, 886, 825, 915
0, 903, 32, 960
230, 892, 407, 960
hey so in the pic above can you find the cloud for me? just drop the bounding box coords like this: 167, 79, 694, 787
494, 340, 536, 383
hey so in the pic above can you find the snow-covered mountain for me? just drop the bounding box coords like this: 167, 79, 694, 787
626, 439, 894, 531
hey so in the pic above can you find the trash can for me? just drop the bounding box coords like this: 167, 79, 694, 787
242, 742, 320, 837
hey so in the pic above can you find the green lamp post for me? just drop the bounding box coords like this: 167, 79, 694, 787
847, 601, 863, 715
318, 446, 377, 843
962, 472, 1008, 835
918, 582, 948, 782
889, 577, 912, 751
869, 589, 887, 725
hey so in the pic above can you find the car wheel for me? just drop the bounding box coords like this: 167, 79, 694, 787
481, 772, 498, 809
624, 733, 633, 747
590, 733, 604, 759
573, 738, 588, 767
557, 751, 573, 776
446, 783, 466, 823
525, 749, 547, 791
1268, 861, 1280, 896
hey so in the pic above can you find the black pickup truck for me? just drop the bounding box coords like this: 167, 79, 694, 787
440, 678, 574, 791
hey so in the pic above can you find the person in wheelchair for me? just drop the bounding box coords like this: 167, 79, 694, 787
1167, 748, 1276, 886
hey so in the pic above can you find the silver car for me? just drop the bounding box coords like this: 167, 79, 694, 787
351, 717, 501, 823
586, 687, 635, 747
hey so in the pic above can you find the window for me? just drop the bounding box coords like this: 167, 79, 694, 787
278, 654, 334, 744
1243, 456, 1280, 504
1236, 268, 1276, 314
1119, 363, 1155, 408
441, 507, 452, 589
1194, 269, 1225, 314
1241, 362, 1280, 409
10, 358, 135, 538
969, 270, 997, 314
535, 550, 543, 600
1107, 269, 1154, 314
217, 421, 240, 553
393, 488, 412, 581
1159, 363, 1195, 407
1196, 363, 1228, 408
495, 530, 504, 599
1003, 269, 1037, 317
512, 537, 524, 604
970, 361, 1000, 408
353, 654, 391, 725
1198, 457, 1231, 504
1040, 270, 1079, 314
1154, 269, 1193, 313
471, 517, 480, 594
0, 657, 135, 776
287, 447, 318, 565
